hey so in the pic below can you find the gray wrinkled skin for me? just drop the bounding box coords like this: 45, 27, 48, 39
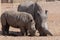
17, 1, 53, 36
1, 11, 36, 36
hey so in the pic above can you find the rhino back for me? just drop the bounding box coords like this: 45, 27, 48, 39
2, 11, 34, 28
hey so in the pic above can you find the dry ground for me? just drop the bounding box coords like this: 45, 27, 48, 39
0, 1, 60, 40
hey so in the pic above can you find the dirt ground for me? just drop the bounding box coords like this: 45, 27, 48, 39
0, 1, 60, 40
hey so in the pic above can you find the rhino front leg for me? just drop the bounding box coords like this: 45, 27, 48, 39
20, 27, 26, 36
25, 28, 28, 36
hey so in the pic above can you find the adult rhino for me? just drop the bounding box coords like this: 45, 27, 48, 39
17, 1, 53, 36
1, 11, 36, 36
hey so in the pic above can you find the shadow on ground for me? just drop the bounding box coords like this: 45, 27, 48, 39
0, 31, 25, 36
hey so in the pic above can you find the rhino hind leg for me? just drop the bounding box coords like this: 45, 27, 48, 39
2, 23, 9, 35
2, 25, 9, 35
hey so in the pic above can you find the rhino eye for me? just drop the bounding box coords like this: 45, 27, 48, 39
30, 20, 32, 22
37, 13, 40, 16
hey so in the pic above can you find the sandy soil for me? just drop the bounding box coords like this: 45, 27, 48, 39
0, 1, 60, 40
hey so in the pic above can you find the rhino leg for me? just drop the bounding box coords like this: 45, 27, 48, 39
1, 15, 9, 35
20, 27, 26, 36
2, 23, 9, 35
25, 28, 28, 36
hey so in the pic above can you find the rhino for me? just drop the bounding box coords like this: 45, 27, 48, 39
17, 1, 53, 36
1, 11, 36, 36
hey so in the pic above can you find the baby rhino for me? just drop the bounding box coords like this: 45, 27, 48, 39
1, 11, 36, 36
